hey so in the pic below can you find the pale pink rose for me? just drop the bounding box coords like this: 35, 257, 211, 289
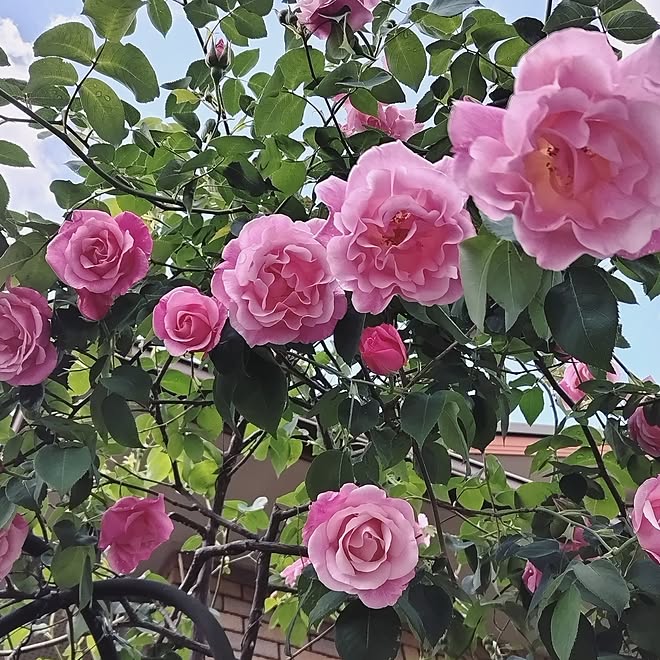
562, 526, 589, 553
633, 476, 660, 563
448, 29, 660, 270
416, 513, 432, 548
558, 360, 617, 404
522, 561, 542, 593
280, 557, 310, 588
317, 141, 475, 314
0, 287, 57, 386
295, 0, 379, 39
46, 210, 152, 320
629, 405, 660, 458
359, 324, 408, 375
99, 494, 174, 574
339, 96, 423, 141
304, 484, 426, 608
211, 214, 347, 347
0, 515, 29, 581
153, 286, 227, 356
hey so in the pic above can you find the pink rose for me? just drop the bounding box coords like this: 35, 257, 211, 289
562, 526, 589, 553
304, 484, 426, 608
317, 141, 475, 314
0, 287, 57, 386
522, 561, 542, 593
448, 29, 660, 270
295, 0, 379, 39
46, 210, 153, 321
153, 286, 227, 356
207, 37, 232, 69
280, 557, 310, 588
558, 360, 617, 404
0, 515, 29, 581
359, 324, 408, 375
99, 494, 174, 574
211, 214, 347, 347
339, 96, 423, 141
633, 476, 660, 563
629, 405, 660, 458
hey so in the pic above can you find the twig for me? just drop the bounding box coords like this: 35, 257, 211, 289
286, 624, 336, 660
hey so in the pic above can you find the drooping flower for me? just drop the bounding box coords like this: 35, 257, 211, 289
558, 360, 618, 404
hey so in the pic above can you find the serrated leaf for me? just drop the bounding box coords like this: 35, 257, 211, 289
427, 0, 481, 15
33, 23, 96, 65
184, 0, 218, 27
97, 42, 159, 103
148, 0, 173, 35
83, 0, 145, 41
101, 393, 142, 448
385, 28, 427, 91
401, 392, 444, 446
335, 602, 401, 660
27, 57, 78, 92
254, 92, 305, 136
305, 450, 354, 500
34, 445, 92, 494
545, 0, 596, 32
605, 10, 658, 42
573, 559, 629, 617
80, 78, 126, 144
0, 140, 33, 167
450, 51, 486, 100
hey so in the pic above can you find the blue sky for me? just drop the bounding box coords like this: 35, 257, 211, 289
1, 0, 659, 394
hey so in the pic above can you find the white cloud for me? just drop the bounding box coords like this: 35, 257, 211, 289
46, 14, 82, 29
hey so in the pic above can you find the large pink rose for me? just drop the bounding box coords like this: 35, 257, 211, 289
211, 214, 347, 347
304, 484, 427, 608
339, 96, 423, 141
633, 476, 660, 563
295, 0, 379, 39
522, 561, 542, 593
153, 286, 227, 356
99, 494, 174, 574
46, 210, 153, 320
0, 515, 28, 581
629, 405, 660, 458
558, 360, 618, 404
359, 323, 408, 375
0, 287, 57, 386
317, 141, 475, 314
448, 29, 660, 270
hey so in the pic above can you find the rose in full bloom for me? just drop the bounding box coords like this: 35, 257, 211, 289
0, 515, 28, 581
280, 557, 310, 588
448, 29, 660, 270
339, 96, 423, 141
99, 494, 174, 574
359, 324, 408, 375
558, 360, 617, 404
629, 405, 660, 458
0, 287, 57, 386
304, 484, 427, 608
46, 210, 153, 320
317, 141, 475, 314
522, 561, 542, 593
295, 0, 379, 39
633, 476, 660, 563
211, 214, 347, 347
153, 286, 227, 356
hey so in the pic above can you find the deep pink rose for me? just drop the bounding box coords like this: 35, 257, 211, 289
629, 405, 660, 458
522, 561, 542, 593
359, 324, 408, 375
562, 526, 588, 553
295, 0, 379, 39
46, 210, 153, 320
633, 476, 660, 563
339, 96, 423, 141
0, 515, 28, 581
317, 141, 475, 314
558, 360, 617, 404
0, 287, 57, 386
153, 286, 227, 356
280, 557, 310, 588
448, 29, 660, 270
99, 494, 174, 574
215, 38, 226, 58
211, 214, 347, 347
304, 484, 427, 608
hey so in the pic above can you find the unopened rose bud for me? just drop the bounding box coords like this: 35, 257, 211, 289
278, 8, 298, 27
206, 37, 232, 72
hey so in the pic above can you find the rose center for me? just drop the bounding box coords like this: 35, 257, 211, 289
382, 210, 414, 247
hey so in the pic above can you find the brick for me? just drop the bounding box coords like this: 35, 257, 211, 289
242, 583, 255, 600
218, 579, 243, 598
225, 630, 243, 653
310, 638, 337, 656
222, 595, 253, 617
216, 611, 244, 633
260, 624, 287, 643
255, 638, 280, 658
288, 651, 334, 660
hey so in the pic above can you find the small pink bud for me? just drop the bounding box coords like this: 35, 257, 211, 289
206, 36, 232, 71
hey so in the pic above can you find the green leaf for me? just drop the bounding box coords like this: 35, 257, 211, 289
239, 0, 273, 15
333, 305, 365, 365
421, 441, 451, 484
401, 392, 444, 446
384, 28, 427, 91
0, 241, 33, 282
398, 581, 453, 648
545, 0, 596, 32
605, 10, 658, 41
184, 0, 218, 27
148, 0, 173, 35
233, 8, 267, 38
0, 174, 8, 213
101, 393, 142, 448
271, 161, 306, 195
34, 445, 92, 494
101, 365, 152, 404
551, 585, 581, 660
338, 398, 380, 436
0, 47, 8, 67
487, 242, 543, 330
572, 559, 630, 617
254, 92, 305, 136
427, 0, 481, 15
545, 267, 618, 370
223, 160, 267, 196
232, 49, 260, 77
308, 591, 347, 628
519, 387, 544, 426
335, 602, 401, 660
97, 42, 160, 103
459, 232, 500, 331
305, 449, 354, 500
83, 0, 145, 41
80, 78, 126, 144
471, 23, 517, 51
33, 23, 96, 65
450, 51, 486, 100
50, 180, 91, 209
52, 546, 95, 588
0, 492, 16, 529
276, 48, 324, 90
0, 140, 33, 167
79, 553, 94, 609
599, 0, 630, 11
222, 78, 245, 115
26, 57, 78, 92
